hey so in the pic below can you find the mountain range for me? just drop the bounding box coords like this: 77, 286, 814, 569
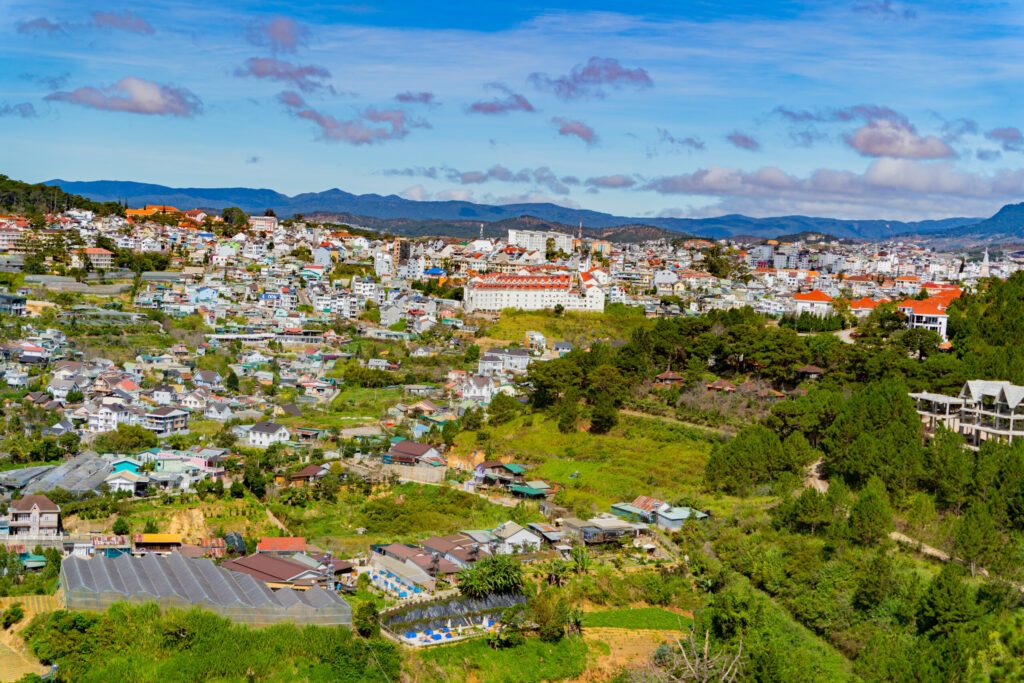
49, 178, 984, 242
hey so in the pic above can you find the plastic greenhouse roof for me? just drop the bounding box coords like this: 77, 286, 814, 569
62, 555, 350, 623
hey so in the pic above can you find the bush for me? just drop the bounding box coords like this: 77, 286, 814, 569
2, 603, 24, 629
93, 424, 158, 455
353, 601, 380, 638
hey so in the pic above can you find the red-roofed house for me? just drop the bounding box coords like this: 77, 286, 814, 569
793, 290, 833, 316
848, 297, 889, 318
256, 536, 306, 555
897, 292, 960, 341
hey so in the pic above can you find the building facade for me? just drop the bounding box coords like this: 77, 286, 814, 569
463, 272, 604, 313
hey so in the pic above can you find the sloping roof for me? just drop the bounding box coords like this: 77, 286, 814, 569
10, 494, 59, 513
509, 485, 545, 497
290, 464, 325, 479
134, 534, 182, 545
630, 495, 667, 512
388, 440, 434, 457
898, 298, 950, 316
794, 290, 833, 303
221, 553, 318, 583
257, 537, 306, 553
251, 421, 287, 435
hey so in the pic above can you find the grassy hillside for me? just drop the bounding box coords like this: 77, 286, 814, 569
481, 304, 653, 347
452, 413, 736, 516
411, 636, 588, 683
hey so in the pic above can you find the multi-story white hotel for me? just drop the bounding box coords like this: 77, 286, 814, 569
507, 229, 574, 254
463, 271, 604, 313
911, 380, 1024, 448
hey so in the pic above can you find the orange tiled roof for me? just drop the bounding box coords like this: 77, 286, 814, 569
794, 289, 833, 303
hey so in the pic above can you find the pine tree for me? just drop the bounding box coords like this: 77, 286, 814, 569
917, 564, 976, 636
954, 503, 1000, 576
852, 550, 894, 612
589, 395, 618, 434
849, 476, 893, 545
927, 427, 973, 513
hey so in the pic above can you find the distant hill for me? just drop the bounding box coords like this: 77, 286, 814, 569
957, 203, 1024, 239
911, 203, 1024, 249
307, 213, 683, 243
48, 177, 981, 240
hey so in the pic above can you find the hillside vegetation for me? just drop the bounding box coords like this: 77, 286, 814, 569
0, 175, 124, 220
22, 603, 399, 682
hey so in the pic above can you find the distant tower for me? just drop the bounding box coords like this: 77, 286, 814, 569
479, 223, 484, 240
981, 248, 991, 278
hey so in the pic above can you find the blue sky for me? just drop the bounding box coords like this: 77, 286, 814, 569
1, 0, 1023, 220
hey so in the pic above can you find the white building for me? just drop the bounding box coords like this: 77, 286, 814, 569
247, 422, 291, 448
793, 290, 834, 316
507, 229, 574, 254
463, 272, 604, 313
897, 298, 953, 341
493, 521, 542, 555
912, 380, 1024, 449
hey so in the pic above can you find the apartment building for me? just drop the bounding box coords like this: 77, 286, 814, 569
507, 229, 574, 254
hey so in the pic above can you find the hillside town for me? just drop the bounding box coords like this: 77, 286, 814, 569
0, 195, 1020, 680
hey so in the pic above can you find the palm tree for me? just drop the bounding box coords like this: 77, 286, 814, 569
545, 560, 570, 587
570, 546, 592, 575
457, 566, 490, 598
428, 553, 441, 578
486, 555, 524, 594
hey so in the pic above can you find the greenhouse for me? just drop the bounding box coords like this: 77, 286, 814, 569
61, 554, 351, 626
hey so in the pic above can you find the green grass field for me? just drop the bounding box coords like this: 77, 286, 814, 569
483, 305, 652, 346
581, 607, 693, 630
413, 635, 588, 683
276, 386, 403, 429
453, 413, 726, 516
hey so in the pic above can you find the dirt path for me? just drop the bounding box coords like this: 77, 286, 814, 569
799, 458, 1008, 577
888, 531, 950, 561
265, 507, 291, 534
833, 328, 857, 345
619, 409, 733, 436
0, 640, 47, 683
805, 459, 829, 493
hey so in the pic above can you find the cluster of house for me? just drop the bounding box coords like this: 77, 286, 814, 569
792, 281, 962, 340
5, 200, 1012, 330
370, 520, 544, 593
0, 447, 230, 500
